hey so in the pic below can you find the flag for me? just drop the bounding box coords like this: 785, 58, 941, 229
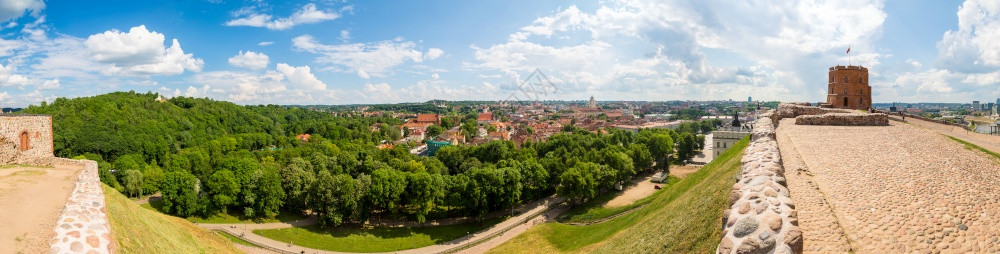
846, 47, 851, 54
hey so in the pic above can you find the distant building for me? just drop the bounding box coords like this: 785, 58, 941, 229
414, 114, 440, 125
588, 96, 597, 109
295, 134, 311, 142
973, 101, 980, 112
712, 130, 750, 157
477, 112, 494, 123
824, 65, 871, 109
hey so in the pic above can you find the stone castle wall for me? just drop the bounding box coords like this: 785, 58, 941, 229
718, 103, 889, 253
795, 113, 889, 126
717, 110, 802, 254
0, 115, 54, 166
49, 158, 115, 254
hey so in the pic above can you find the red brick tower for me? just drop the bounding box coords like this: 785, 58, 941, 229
826, 65, 871, 109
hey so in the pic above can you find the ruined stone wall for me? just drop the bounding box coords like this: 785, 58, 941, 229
773, 104, 852, 121
718, 110, 802, 254
49, 158, 115, 254
0, 115, 54, 166
795, 113, 889, 126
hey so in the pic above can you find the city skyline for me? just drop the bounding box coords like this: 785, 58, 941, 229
0, 0, 999, 107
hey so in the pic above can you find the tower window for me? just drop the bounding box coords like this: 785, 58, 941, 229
19, 131, 30, 151
843, 88, 847, 94
844, 76, 848, 82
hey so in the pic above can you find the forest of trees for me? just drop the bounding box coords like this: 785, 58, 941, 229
22, 91, 712, 227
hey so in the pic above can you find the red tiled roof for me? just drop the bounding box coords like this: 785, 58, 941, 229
477, 112, 494, 121
416, 114, 440, 123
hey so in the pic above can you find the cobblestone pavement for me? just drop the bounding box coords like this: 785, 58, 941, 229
898, 115, 1000, 152
778, 119, 1000, 253
776, 120, 851, 253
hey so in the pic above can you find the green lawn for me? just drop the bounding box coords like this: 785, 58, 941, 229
140, 199, 308, 224
214, 230, 263, 248
488, 136, 749, 253
253, 217, 504, 253
558, 176, 678, 224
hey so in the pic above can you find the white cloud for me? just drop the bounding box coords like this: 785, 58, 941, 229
0, 0, 44, 21
226, 3, 339, 30
468, 1, 887, 102
0, 62, 29, 87
339, 30, 350, 41
228, 50, 269, 70
0, 91, 9, 103
258, 41, 274, 46
426, 48, 444, 60
276, 63, 326, 90
937, 0, 1000, 72
84, 25, 203, 76
293, 35, 439, 78
906, 59, 922, 68
38, 78, 58, 89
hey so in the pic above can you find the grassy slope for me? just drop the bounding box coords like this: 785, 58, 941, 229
253, 217, 504, 253
559, 176, 679, 223
104, 184, 240, 254
488, 137, 749, 254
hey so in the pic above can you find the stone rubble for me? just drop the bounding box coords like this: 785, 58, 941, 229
794, 113, 889, 126
48, 158, 115, 254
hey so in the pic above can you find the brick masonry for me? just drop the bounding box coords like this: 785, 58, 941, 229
0, 115, 54, 165
48, 158, 115, 254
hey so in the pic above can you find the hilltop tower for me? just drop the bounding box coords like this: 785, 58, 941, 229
826, 65, 871, 109
588, 96, 596, 108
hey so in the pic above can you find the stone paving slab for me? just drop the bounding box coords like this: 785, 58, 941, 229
779, 120, 1000, 253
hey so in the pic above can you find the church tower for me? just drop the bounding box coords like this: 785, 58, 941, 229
588, 96, 596, 108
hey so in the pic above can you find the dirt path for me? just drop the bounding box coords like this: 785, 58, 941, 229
604, 174, 659, 208
670, 165, 700, 178
0, 164, 81, 253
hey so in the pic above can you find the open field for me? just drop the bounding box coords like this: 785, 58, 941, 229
253, 217, 504, 253
104, 184, 240, 253
488, 137, 748, 253
778, 119, 1000, 252
0, 165, 80, 253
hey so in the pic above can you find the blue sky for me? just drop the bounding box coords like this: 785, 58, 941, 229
0, 0, 998, 106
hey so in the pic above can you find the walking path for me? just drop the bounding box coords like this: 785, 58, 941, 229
778, 119, 1000, 253
0, 164, 81, 253
200, 196, 565, 254
897, 115, 1000, 152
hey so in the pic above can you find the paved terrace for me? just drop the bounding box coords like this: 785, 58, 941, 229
0, 164, 81, 253
777, 118, 1000, 253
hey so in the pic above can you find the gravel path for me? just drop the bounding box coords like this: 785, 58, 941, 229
778, 119, 1000, 253
900, 115, 1000, 152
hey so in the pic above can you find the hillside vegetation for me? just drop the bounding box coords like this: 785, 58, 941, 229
103, 184, 239, 253
21, 92, 716, 230
488, 136, 748, 253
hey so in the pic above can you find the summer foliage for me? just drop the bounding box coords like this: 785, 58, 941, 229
23, 92, 712, 227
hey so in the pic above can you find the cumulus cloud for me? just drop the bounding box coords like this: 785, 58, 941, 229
228, 50, 269, 70
276, 63, 326, 90
426, 48, 444, 60
0, 0, 44, 21
84, 25, 203, 76
293, 35, 439, 78
0, 62, 29, 87
226, 3, 339, 30
937, 0, 1000, 72
469, 1, 887, 102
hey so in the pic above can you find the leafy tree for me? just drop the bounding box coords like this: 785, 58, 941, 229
646, 133, 674, 170
122, 170, 143, 198
205, 170, 239, 212
141, 164, 164, 195
370, 169, 407, 213
311, 171, 358, 226
426, 125, 444, 138
280, 158, 316, 211
160, 171, 202, 216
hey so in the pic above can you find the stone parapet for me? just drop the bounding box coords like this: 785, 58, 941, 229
774, 103, 852, 120
795, 113, 888, 126
718, 107, 802, 254
49, 158, 115, 254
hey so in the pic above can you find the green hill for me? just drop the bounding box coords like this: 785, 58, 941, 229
488, 136, 748, 253
103, 184, 240, 253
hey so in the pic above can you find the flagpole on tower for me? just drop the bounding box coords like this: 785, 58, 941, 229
847, 46, 852, 66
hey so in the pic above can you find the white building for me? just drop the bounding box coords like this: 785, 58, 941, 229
711, 130, 750, 157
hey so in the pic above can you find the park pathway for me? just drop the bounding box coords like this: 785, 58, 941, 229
199, 196, 565, 254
